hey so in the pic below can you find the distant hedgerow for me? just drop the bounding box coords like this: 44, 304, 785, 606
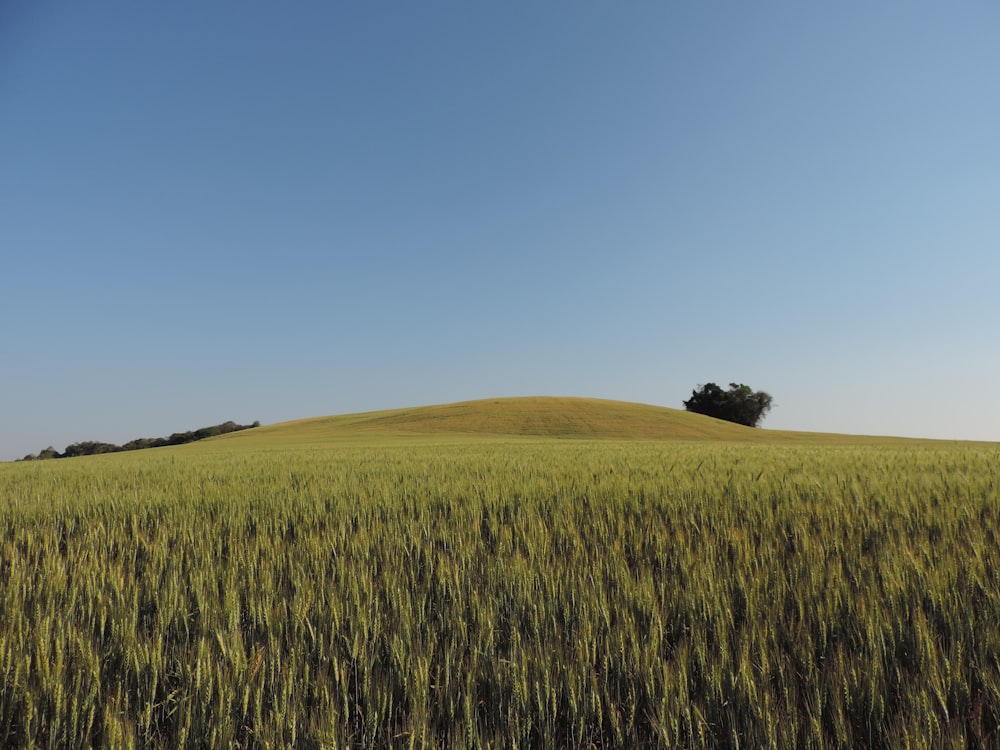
17, 419, 260, 461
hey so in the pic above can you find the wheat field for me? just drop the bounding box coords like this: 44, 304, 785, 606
2, 399, 999, 748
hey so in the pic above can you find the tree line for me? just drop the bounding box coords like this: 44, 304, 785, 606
18, 420, 260, 461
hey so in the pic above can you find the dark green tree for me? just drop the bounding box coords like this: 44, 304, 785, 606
16, 421, 260, 461
683, 382, 773, 427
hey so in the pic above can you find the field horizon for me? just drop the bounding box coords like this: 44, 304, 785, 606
205, 395, 990, 450
7, 396, 991, 465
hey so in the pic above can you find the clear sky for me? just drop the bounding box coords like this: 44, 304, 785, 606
2, 1, 998, 459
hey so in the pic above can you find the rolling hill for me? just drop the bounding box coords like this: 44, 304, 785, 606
207, 396, 952, 448
246, 396, 749, 442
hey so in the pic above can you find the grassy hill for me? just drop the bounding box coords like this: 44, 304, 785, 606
246, 396, 750, 441
207, 396, 963, 449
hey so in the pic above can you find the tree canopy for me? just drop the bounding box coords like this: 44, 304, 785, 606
683, 383, 773, 428
18, 420, 260, 461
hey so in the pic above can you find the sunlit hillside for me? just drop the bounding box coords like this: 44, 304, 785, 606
205, 396, 968, 449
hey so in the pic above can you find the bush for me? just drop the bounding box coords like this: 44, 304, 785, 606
683, 382, 773, 427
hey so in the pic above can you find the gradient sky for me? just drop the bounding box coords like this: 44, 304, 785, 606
2, 1, 999, 459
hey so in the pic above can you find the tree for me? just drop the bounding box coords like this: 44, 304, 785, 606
16, 420, 260, 461
683, 382, 773, 427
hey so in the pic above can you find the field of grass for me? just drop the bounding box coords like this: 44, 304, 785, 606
2, 398, 999, 748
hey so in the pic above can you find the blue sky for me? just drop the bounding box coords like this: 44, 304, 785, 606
2, 1, 998, 458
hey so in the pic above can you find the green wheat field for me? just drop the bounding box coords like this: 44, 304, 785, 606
2, 397, 999, 748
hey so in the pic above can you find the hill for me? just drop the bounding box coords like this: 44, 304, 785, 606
251, 396, 749, 442
207, 396, 956, 448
